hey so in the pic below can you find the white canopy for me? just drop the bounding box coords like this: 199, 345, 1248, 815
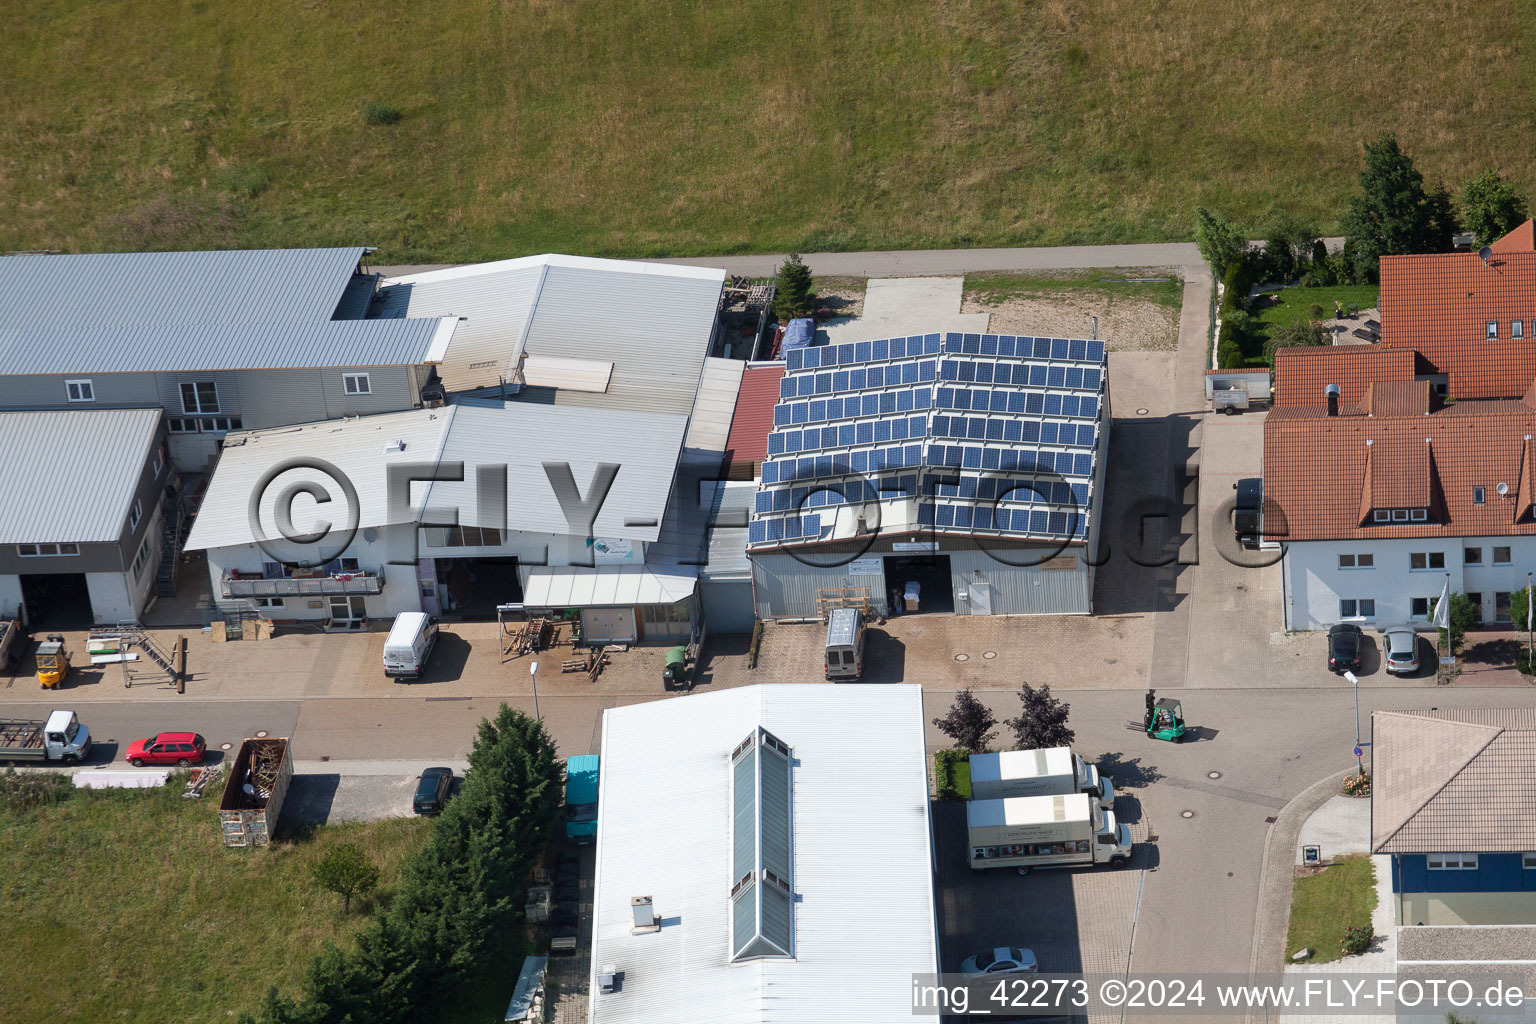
522, 565, 696, 608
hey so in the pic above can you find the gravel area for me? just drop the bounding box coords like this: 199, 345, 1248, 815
1398, 925, 1536, 962
812, 276, 865, 318
962, 284, 1179, 351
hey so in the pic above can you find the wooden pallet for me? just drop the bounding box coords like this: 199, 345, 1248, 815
815, 587, 872, 617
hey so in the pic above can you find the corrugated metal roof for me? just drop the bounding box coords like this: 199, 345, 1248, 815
0, 247, 368, 329
186, 401, 689, 551
684, 357, 745, 452
0, 317, 457, 375
589, 684, 938, 1024
702, 480, 756, 579
425, 402, 687, 544
522, 565, 696, 607
183, 408, 458, 552
0, 408, 163, 543
725, 364, 786, 466
378, 255, 726, 414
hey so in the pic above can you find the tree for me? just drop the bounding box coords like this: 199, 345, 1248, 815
1341, 134, 1457, 282
1459, 170, 1529, 247
1433, 591, 1480, 655
1509, 585, 1536, 636
312, 842, 380, 914
1264, 319, 1329, 361
932, 688, 997, 751
1006, 682, 1074, 750
1260, 211, 1318, 284
1194, 206, 1247, 277
771, 253, 816, 320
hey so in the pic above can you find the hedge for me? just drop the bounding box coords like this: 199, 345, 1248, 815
933, 748, 972, 800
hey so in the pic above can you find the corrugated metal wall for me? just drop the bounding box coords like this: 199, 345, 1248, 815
0, 372, 161, 409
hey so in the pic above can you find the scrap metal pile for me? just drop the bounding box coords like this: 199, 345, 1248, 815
239, 740, 285, 806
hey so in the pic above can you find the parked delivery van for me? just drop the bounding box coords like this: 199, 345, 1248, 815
383, 612, 438, 682
824, 607, 867, 681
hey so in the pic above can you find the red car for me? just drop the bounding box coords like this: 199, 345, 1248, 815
125, 732, 206, 767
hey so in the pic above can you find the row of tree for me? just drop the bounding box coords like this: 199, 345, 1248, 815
242, 707, 565, 1024
1196, 135, 1530, 287
932, 682, 1074, 752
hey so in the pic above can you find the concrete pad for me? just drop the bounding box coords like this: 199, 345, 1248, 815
1296, 793, 1371, 864
819, 276, 989, 343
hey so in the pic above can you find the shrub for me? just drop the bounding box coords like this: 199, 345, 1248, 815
1307, 303, 1327, 320
311, 842, 380, 913
0, 769, 72, 812
216, 164, 271, 199
1340, 923, 1373, 956
1264, 319, 1329, 360
1341, 772, 1371, 797
748, 620, 764, 668
1434, 592, 1480, 655
361, 102, 403, 126
1221, 257, 1254, 313
1194, 206, 1247, 277
933, 748, 972, 800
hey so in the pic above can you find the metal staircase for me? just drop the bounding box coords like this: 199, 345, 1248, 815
104, 622, 183, 688
155, 502, 181, 597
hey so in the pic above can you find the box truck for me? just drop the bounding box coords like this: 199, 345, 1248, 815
969, 747, 1114, 810
967, 792, 1132, 871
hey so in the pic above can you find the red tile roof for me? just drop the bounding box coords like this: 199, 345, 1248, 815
1379, 221, 1536, 399
1272, 346, 1417, 407
1362, 380, 1433, 418
1264, 398, 1536, 541
724, 364, 785, 468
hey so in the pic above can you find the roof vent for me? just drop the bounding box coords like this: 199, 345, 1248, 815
598, 965, 621, 994
1498, 482, 1511, 497
630, 896, 659, 933
384, 439, 407, 453
1325, 384, 1340, 417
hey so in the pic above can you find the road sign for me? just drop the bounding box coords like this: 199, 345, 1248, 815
1353, 745, 1364, 758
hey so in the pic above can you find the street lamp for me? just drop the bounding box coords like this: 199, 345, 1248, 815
529, 660, 540, 721
1344, 670, 1363, 777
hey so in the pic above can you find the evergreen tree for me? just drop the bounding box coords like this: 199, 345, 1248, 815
772, 254, 816, 320
1341, 134, 1456, 282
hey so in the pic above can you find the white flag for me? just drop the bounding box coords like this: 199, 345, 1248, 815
1432, 577, 1451, 629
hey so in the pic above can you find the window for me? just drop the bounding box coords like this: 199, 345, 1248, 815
17, 543, 78, 557
1411, 597, 1429, 618
1466, 593, 1484, 621
1488, 321, 1499, 339
1465, 547, 1482, 565
1410, 552, 1445, 570
65, 379, 94, 403
1339, 598, 1375, 618
1411, 509, 1428, 522
151, 444, 165, 477
343, 373, 371, 396
1497, 592, 1512, 622
1495, 546, 1513, 565
130, 537, 152, 581
423, 525, 504, 548
338, 557, 360, 572
1524, 853, 1536, 870
1373, 509, 1390, 523
1338, 553, 1374, 569
1515, 320, 1525, 339
1428, 853, 1478, 871
1474, 487, 1486, 504
168, 416, 241, 434
180, 381, 219, 414
127, 499, 143, 533
1393, 509, 1410, 522
252, 597, 284, 609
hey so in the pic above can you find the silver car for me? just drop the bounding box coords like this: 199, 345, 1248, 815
1383, 627, 1419, 675
960, 946, 1038, 977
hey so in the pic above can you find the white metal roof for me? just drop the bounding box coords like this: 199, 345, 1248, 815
378, 255, 725, 413
0, 317, 456, 376
966, 791, 1092, 828
0, 409, 162, 544
186, 401, 688, 551
183, 408, 457, 552
969, 747, 1074, 784
424, 403, 687, 544
684, 356, 746, 452
0, 247, 368, 329
589, 684, 938, 1024
522, 565, 696, 608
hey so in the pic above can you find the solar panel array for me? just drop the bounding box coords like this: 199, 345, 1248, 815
747, 332, 1107, 548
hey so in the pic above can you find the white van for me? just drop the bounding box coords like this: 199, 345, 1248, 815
824, 607, 866, 681
384, 612, 438, 682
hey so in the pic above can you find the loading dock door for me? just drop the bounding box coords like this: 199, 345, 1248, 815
581, 607, 637, 644
967, 581, 993, 615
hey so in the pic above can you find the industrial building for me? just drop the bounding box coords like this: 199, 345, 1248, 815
747, 332, 1111, 618
586, 684, 939, 1024
0, 409, 170, 626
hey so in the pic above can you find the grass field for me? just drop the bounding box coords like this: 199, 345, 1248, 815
1244, 285, 1381, 363
1285, 854, 1378, 965
2, 2, 1533, 261
0, 778, 431, 1024
964, 269, 1183, 313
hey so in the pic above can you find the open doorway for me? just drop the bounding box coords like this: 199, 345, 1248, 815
882, 554, 954, 615
21, 573, 93, 628
441, 557, 523, 620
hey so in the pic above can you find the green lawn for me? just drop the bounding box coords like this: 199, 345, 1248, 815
0, 776, 431, 1024
1242, 285, 1380, 365
965, 269, 1183, 313
1, 2, 1533, 261
1284, 853, 1378, 965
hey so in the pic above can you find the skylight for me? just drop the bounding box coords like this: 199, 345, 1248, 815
729, 727, 794, 961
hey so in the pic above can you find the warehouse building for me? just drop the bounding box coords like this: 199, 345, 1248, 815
587, 684, 939, 1024
0, 409, 171, 626
748, 332, 1111, 618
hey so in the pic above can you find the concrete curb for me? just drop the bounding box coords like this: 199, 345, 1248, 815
1249, 768, 1356, 981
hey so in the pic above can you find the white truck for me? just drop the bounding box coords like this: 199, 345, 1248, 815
969, 747, 1114, 810
967, 792, 1132, 872
0, 709, 92, 765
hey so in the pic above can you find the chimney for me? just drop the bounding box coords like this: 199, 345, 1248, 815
1325, 384, 1340, 417
630, 895, 660, 933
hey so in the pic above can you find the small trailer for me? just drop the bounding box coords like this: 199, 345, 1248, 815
218, 737, 293, 848
1205, 369, 1272, 414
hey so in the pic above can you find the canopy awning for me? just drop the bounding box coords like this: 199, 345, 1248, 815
522, 565, 697, 608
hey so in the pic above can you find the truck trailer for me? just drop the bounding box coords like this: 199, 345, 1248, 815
967, 792, 1132, 871
218, 737, 293, 847
0, 709, 92, 765
969, 747, 1115, 810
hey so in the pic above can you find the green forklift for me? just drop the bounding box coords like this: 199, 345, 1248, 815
1144, 689, 1187, 742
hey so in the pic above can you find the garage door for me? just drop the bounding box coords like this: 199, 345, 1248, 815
701, 579, 755, 634
581, 607, 636, 644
